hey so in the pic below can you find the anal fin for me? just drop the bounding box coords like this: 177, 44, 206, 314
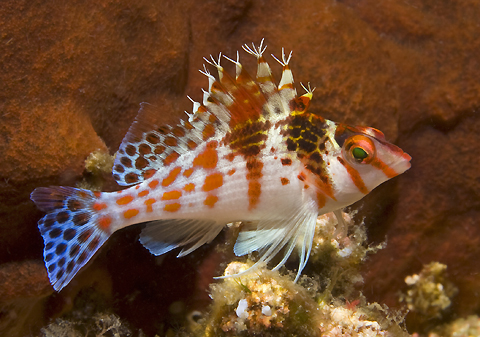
139, 219, 224, 257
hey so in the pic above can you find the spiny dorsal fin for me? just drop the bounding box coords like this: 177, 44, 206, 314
113, 41, 312, 186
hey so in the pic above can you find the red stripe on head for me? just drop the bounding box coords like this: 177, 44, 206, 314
337, 157, 369, 194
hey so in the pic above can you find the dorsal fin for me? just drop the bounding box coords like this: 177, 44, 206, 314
113, 40, 310, 186
113, 102, 228, 186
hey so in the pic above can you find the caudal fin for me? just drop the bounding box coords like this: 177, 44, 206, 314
30, 186, 110, 291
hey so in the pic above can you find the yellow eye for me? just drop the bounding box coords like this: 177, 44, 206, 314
343, 135, 375, 164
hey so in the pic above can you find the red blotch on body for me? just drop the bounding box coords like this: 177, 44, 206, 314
162, 190, 182, 200
225, 153, 236, 162
202, 173, 224, 192
316, 192, 327, 209
183, 183, 195, 192
98, 216, 112, 231
163, 151, 180, 166
227, 169, 236, 176
144, 198, 156, 213
138, 190, 149, 197
93, 202, 107, 211
281, 178, 289, 185
162, 167, 182, 187
248, 181, 261, 209
164, 203, 181, 212
204, 195, 218, 208
193, 141, 218, 169
149, 180, 159, 189
116, 195, 134, 205
124, 209, 139, 219
183, 168, 194, 178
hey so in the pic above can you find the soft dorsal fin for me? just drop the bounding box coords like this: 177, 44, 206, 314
112, 101, 228, 186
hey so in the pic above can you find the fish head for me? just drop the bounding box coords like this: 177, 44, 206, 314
330, 123, 411, 202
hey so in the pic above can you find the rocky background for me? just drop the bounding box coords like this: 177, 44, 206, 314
1, 0, 479, 335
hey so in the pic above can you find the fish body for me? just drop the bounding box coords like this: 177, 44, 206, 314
31, 41, 411, 291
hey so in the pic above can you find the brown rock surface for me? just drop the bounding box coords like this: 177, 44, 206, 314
1, 0, 479, 335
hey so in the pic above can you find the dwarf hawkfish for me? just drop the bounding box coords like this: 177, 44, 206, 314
31, 40, 411, 291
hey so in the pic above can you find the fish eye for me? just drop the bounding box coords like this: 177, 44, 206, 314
343, 135, 376, 164
352, 147, 368, 161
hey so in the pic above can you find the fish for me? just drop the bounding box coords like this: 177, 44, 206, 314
30, 40, 411, 291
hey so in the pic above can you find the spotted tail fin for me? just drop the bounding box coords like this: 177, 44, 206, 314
30, 187, 110, 291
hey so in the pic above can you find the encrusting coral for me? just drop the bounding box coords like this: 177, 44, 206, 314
41, 313, 132, 337
198, 261, 409, 337
429, 315, 480, 337
399, 262, 458, 320
309, 212, 385, 302
76, 149, 115, 191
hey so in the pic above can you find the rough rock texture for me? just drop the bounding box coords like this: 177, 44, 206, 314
1, 0, 479, 335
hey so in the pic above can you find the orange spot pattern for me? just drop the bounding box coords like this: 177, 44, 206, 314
193, 141, 218, 170
227, 169, 236, 176
183, 168, 194, 178
281, 178, 289, 185
116, 195, 134, 205
316, 192, 327, 209
98, 216, 112, 231
144, 198, 156, 213
204, 195, 218, 208
138, 190, 149, 197
248, 181, 261, 209
164, 203, 181, 212
225, 153, 235, 162
202, 173, 224, 192
163, 151, 180, 166
161, 190, 182, 200
93, 202, 107, 211
246, 159, 263, 210
183, 183, 195, 192
149, 180, 159, 189
162, 167, 182, 187
124, 209, 139, 219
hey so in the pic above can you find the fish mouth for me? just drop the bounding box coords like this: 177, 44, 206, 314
393, 150, 412, 174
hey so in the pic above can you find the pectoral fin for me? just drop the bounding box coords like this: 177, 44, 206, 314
227, 199, 318, 282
